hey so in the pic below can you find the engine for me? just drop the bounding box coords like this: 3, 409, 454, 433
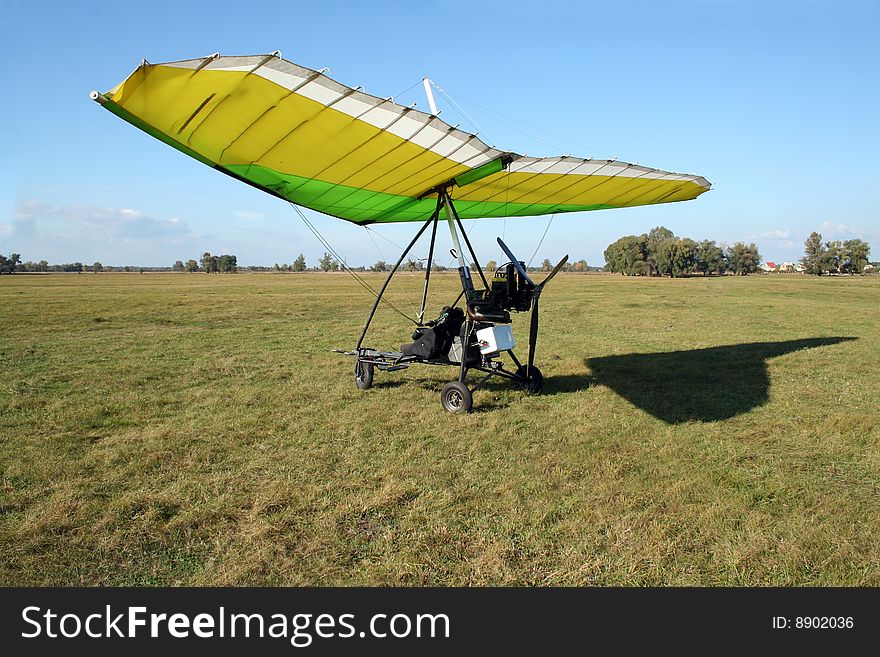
484, 261, 535, 312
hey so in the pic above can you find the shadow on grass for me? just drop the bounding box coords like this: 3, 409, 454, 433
371, 379, 409, 390
580, 337, 856, 424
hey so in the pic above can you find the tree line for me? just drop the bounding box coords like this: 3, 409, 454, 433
265, 253, 595, 274
801, 232, 871, 275
8, 233, 869, 277
1, 252, 239, 274
0, 250, 591, 275
170, 252, 238, 272
1, 254, 112, 274
603, 227, 760, 276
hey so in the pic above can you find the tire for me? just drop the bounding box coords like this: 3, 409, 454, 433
515, 365, 543, 394
441, 381, 473, 414
355, 361, 374, 390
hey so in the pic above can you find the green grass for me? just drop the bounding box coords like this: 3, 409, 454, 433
1, 272, 878, 585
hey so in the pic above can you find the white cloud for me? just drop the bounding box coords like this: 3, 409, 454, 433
760, 228, 791, 239
819, 221, 853, 238
13, 201, 198, 240
749, 228, 797, 250
233, 210, 263, 222
5, 200, 207, 265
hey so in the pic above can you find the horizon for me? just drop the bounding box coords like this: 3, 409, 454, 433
3, 1, 879, 268
4, 225, 868, 270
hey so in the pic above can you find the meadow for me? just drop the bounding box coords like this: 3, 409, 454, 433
1, 271, 878, 585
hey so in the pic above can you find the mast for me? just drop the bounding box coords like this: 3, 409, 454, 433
442, 192, 475, 300
422, 77, 439, 116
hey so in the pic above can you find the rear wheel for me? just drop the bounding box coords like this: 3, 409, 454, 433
441, 381, 473, 414
355, 361, 374, 390
515, 365, 543, 394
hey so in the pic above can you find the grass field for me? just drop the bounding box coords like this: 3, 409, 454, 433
2, 271, 879, 585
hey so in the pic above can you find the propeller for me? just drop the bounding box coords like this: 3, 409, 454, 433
496, 238, 535, 286
496, 238, 568, 377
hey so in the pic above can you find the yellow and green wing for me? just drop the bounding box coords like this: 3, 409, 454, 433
93, 54, 710, 224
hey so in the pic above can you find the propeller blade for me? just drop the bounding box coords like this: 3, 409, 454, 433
496, 237, 535, 286
527, 293, 539, 375
538, 254, 569, 290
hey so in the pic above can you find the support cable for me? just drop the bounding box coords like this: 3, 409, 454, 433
289, 202, 418, 324
431, 82, 490, 144
528, 214, 555, 268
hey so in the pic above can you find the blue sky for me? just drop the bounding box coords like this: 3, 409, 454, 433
2, 0, 878, 267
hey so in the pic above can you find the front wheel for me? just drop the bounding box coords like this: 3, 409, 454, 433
355, 361, 374, 390
515, 365, 543, 394
441, 381, 473, 414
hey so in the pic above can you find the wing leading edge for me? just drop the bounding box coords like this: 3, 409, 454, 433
94, 53, 710, 224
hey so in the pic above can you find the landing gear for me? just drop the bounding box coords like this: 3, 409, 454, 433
355, 360, 374, 390
441, 381, 473, 414
515, 365, 543, 394
338, 190, 566, 413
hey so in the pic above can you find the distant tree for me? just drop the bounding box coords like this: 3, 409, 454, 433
825, 240, 846, 273
485, 259, 497, 272
801, 232, 826, 275
370, 261, 388, 272
647, 226, 675, 244
747, 243, 761, 273
406, 258, 419, 272
273, 263, 281, 272
653, 240, 676, 277
184, 259, 198, 272
726, 242, 746, 275
604, 235, 649, 275
318, 252, 335, 272
602, 241, 621, 273
573, 259, 588, 272
695, 240, 725, 275
605, 230, 753, 277
138, 267, 144, 274
652, 238, 696, 277
844, 239, 871, 273
201, 251, 219, 273
541, 258, 552, 272
216, 254, 237, 273
632, 260, 650, 276
816, 239, 870, 275
676, 238, 698, 277
92, 261, 103, 273
0, 254, 16, 274
646, 226, 675, 275
726, 242, 760, 275
38, 260, 48, 272
292, 254, 306, 272
173, 260, 185, 272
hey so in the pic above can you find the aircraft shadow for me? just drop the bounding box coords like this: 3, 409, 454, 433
554, 337, 856, 424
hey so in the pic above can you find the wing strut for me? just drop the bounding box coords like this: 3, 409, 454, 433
356, 196, 442, 350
